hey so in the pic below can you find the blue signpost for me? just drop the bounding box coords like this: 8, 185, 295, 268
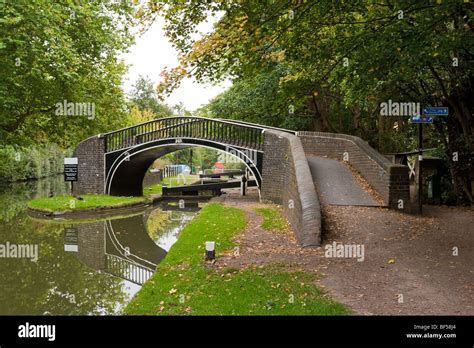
423, 107, 449, 116
409, 115, 433, 124
411, 107, 449, 214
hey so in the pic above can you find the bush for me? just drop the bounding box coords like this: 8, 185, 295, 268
442, 191, 458, 206
0, 144, 66, 183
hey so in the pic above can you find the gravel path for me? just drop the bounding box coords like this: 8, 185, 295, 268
215, 189, 474, 315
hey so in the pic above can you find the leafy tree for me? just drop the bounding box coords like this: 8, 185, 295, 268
138, 0, 474, 204
172, 102, 192, 117
0, 0, 136, 147
128, 75, 174, 119
201, 64, 310, 130
160, 147, 221, 171
128, 106, 156, 125
0, 144, 65, 182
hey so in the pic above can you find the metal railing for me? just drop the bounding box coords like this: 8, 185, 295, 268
105, 253, 155, 285
104, 116, 270, 153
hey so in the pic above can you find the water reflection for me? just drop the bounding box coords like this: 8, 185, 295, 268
0, 175, 69, 223
66, 203, 199, 287
0, 176, 199, 315
150, 202, 199, 250
70, 214, 167, 287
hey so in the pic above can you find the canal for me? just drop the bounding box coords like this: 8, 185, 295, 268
0, 175, 199, 315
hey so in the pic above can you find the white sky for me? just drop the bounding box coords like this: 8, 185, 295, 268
121, 16, 231, 112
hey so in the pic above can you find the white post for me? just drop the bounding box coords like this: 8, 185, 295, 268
205, 241, 215, 261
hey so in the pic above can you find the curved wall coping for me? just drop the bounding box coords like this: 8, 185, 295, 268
265, 130, 322, 247
296, 131, 405, 173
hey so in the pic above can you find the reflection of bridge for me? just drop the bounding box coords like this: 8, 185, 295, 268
105, 254, 154, 286
70, 214, 167, 285
74, 116, 411, 247
103, 216, 164, 285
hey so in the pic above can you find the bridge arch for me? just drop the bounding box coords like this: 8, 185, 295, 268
95, 116, 272, 196
105, 138, 263, 196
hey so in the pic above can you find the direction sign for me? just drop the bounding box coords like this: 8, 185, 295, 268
423, 107, 448, 116
410, 115, 433, 124
64, 157, 78, 182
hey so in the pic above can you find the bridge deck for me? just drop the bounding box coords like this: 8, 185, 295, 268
307, 156, 382, 207
103, 116, 271, 153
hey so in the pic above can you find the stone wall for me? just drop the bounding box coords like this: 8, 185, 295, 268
261, 130, 321, 247
298, 131, 410, 211
73, 135, 105, 195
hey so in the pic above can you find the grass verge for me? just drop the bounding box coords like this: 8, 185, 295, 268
28, 194, 145, 213
254, 206, 288, 232
124, 203, 349, 315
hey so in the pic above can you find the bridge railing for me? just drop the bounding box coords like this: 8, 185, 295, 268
104, 117, 267, 153
105, 253, 155, 285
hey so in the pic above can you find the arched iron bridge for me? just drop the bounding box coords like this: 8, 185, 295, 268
103, 116, 294, 196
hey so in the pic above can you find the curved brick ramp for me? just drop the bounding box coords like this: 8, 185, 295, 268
307, 156, 381, 206
261, 130, 322, 247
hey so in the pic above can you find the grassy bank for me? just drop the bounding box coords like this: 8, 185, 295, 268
124, 203, 349, 315
144, 174, 199, 197
28, 194, 145, 213
28, 173, 199, 213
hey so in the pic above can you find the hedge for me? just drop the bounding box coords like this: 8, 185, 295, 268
0, 144, 69, 183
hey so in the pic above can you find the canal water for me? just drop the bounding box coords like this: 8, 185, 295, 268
0, 175, 199, 315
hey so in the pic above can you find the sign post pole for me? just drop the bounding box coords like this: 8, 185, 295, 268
410, 106, 448, 214
64, 157, 78, 195
418, 123, 423, 214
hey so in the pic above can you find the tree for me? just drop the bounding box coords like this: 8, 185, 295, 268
128, 75, 174, 119
201, 64, 310, 130
138, 0, 474, 205
0, 0, 136, 147
162, 147, 218, 171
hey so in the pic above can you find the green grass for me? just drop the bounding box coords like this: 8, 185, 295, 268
143, 183, 163, 196
28, 194, 145, 213
254, 207, 288, 232
143, 174, 199, 197
124, 203, 349, 316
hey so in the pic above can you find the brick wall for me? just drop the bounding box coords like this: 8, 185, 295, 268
261, 130, 321, 247
77, 221, 106, 271
73, 135, 105, 195
298, 131, 410, 211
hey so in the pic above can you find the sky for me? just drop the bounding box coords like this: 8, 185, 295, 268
121, 16, 231, 113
